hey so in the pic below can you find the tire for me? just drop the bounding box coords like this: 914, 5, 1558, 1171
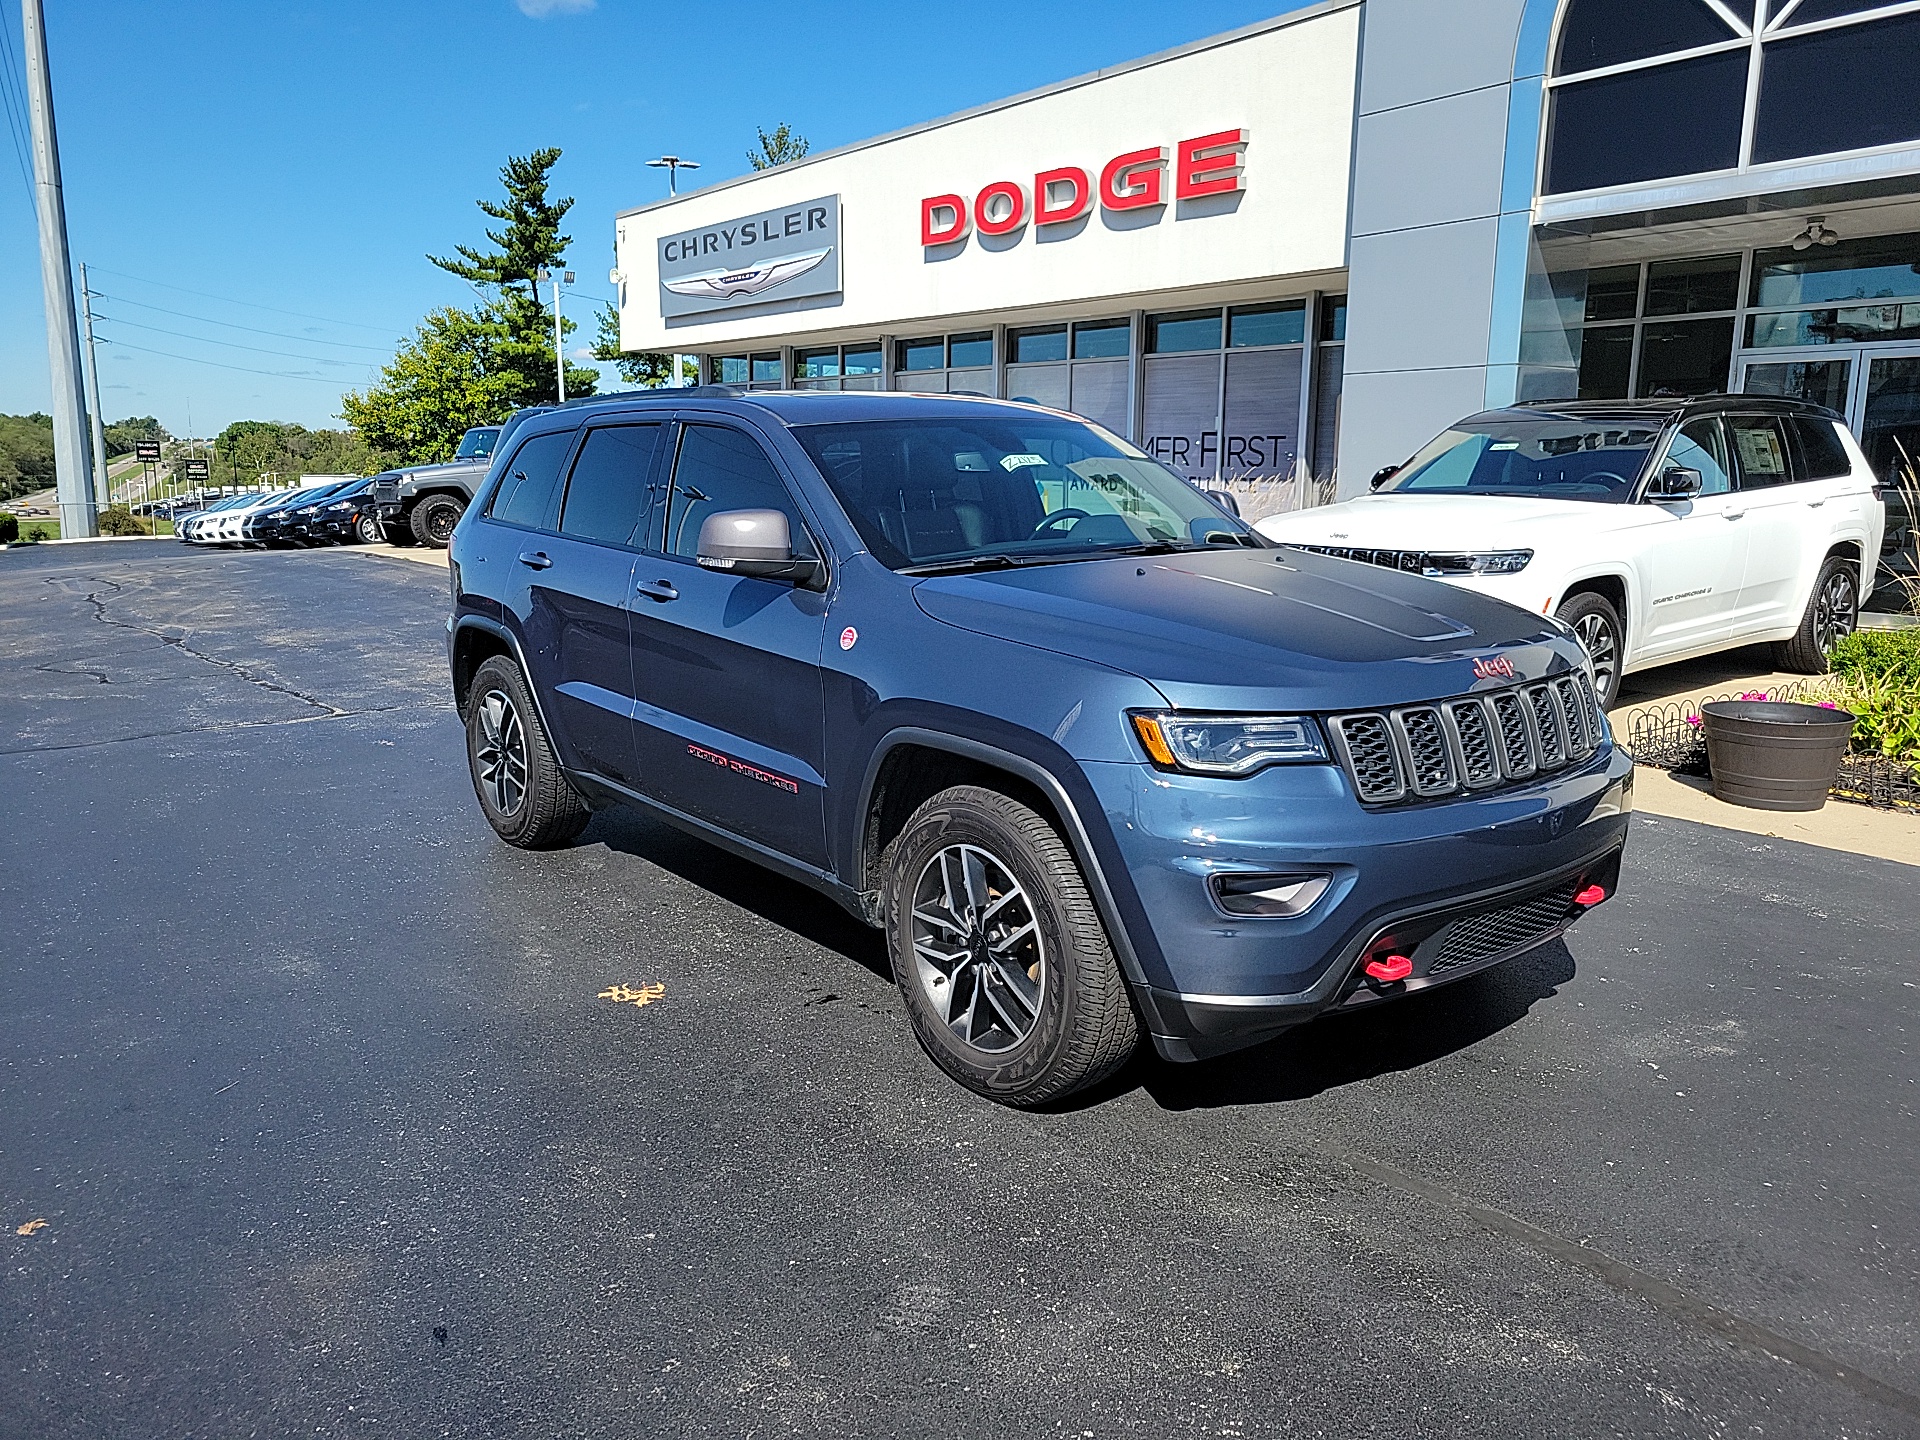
882, 785, 1139, 1107
381, 522, 415, 547
465, 655, 591, 849
353, 513, 385, 546
1556, 591, 1624, 710
410, 493, 466, 548
1777, 554, 1858, 674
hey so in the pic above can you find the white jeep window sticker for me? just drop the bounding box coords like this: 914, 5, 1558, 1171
1734, 426, 1786, 475
1488, 440, 1519, 451
1000, 452, 1048, 471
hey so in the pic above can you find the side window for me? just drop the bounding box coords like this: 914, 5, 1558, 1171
1727, 415, 1793, 490
559, 424, 664, 547
1664, 418, 1734, 496
1789, 416, 1852, 481
663, 424, 804, 560
487, 430, 578, 529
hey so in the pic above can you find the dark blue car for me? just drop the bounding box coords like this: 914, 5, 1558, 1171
447, 390, 1632, 1106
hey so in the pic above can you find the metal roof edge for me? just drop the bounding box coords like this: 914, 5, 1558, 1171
615, 0, 1363, 222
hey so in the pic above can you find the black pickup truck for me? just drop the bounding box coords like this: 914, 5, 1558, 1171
365, 425, 500, 547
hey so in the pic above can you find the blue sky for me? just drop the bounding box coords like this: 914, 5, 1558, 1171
0, 0, 1303, 437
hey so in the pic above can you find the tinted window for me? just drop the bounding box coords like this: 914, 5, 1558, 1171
663, 425, 802, 560
1554, 0, 1735, 76
843, 344, 883, 376
1319, 295, 1347, 342
488, 430, 577, 529
1790, 416, 1853, 480
1147, 310, 1223, 353
1636, 317, 1734, 397
559, 425, 664, 547
1010, 326, 1067, 362
948, 332, 993, 367
1644, 255, 1741, 316
1073, 320, 1131, 359
1578, 326, 1634, 399
1585, 265, 1641, 322
1545, 51, 1747, 193
898, 337, 945, 373
1229, 302, 1305, 348
1665, 418, 1734, 496
1728, 416, 1794, 488
1754, 13, 1920, 165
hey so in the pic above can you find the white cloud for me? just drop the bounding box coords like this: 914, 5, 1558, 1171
516, 0, 594, 16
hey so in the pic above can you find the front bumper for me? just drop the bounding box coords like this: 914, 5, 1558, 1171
1085, 742, 1634, 1061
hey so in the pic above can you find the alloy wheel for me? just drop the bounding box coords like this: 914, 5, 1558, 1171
474, 688, 528, 816
908, 843, 1046, 1054
1573, 611, 1619, 701
1814, 568, 1857, 655
426, 506, 459, 545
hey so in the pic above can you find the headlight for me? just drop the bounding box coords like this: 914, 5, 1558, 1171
1131, 712, 1329, 775
1423, 550, 1532, 576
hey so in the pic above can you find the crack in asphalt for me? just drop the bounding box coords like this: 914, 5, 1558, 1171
62, 574, 348, 718
0, 701, 444, 757
1315, 1136, 1920, 1423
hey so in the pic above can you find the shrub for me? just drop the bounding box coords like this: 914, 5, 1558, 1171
0, 512, 16, 544
21, 524, 49, 543
1828, 626, 1920, 686
97, 503, 148, 537
1814, 628, 1920, 778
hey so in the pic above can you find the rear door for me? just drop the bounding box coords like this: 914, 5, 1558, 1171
1633, 417, 1747, 662
626, 417, 832, 870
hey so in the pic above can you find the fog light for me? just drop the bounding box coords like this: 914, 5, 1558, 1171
1209, 871, 1332, 918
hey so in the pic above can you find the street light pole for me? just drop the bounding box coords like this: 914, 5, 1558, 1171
22, 0, 97, 538
79, 262, 110, 510
539, 267, 574, 403
646, 154, 701, 196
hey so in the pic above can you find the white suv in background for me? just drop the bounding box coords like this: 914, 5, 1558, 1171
1257, 398, 1886, 707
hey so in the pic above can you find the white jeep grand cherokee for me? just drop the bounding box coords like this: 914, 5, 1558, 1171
1258, 398, 1886, 708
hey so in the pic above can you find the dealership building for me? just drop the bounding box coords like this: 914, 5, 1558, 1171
612, 0, 1920, 500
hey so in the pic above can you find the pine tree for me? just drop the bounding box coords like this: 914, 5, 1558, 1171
747, 124, 810, 171
429, 148, 574, 303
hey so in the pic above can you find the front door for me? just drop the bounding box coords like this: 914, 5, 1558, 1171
626, 420, 831, 871
1634, 416, 1748, 663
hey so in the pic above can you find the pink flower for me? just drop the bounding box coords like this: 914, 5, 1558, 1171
1818, 701, 1838, 709
1685, 715, 1702, 726
1740, 690, 1768, 701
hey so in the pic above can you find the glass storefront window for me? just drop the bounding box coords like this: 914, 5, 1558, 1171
843, 344, 883, 377
897, 337, 944, 372
1545, 51, 1747, 194
1228, 301, 1305, 348
1644, 255, 1741, 317
1636, 317, 1735, 397
1750, 235, 1920, 309
1147, 309, 1223, 353
716, 355, 750, 385
1578, 325, 1633, 399
1010, 325, 1068, 362
1747, 303, 1920, 348
751, 352, 783, 383
948, 332, 993, 367
1584, 266, 1641, 322
795, 346, 839, 379
1741, 359, 1851, 413
1786, 0, 1893, 22
1754, 12, 1920, 166
1553, 0, 1734, 77
1072, 319, 1131, 359
1319, 295, 1347, 343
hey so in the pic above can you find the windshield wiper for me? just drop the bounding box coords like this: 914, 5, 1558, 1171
898, 554, 1025, 576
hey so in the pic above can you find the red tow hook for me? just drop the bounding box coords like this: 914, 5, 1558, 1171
1572, 884, 1608, 909
1363, 953, 1413, 984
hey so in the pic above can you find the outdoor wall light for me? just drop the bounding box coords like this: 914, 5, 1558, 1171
1791, 216, 1841, 251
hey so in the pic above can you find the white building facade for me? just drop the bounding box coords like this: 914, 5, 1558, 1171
613, 0, 1920, 503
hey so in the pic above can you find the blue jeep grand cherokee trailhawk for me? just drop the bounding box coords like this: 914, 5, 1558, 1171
447, 390, 1633, 1106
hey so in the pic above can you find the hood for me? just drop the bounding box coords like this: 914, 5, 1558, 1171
1255, 492, 1640, 549
402, 460, 488, 482
911, 546, 1582, 712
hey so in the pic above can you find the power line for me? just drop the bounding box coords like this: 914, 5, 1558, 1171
93, 292, 397, 351
0, 11, 34, 199
95, 311, 368, 366
95, 336, 359, 386
87, 265, 405, 334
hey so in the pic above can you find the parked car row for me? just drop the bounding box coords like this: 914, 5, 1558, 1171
175, 476, 389, 548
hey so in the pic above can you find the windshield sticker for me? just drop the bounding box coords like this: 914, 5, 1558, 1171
1488, 441, 1519, 451
1734, 427, 1786, 475
1000, 453, 1048, 471
954, 452, 990, 472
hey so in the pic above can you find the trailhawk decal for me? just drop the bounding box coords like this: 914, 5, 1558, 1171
688, 742, 800, 795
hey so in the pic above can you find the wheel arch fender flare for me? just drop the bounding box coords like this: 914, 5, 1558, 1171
1556, 569, 1633, 644
852, 726, 1166, 996
449, 614, 563, 748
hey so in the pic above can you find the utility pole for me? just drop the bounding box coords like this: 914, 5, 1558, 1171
539, 267, 574, 403
22, 0, 96, 538
79, 261, 109, 510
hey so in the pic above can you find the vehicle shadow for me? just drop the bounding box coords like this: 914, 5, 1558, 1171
1085, 940, 1578, 1113
586, 807, 892, 982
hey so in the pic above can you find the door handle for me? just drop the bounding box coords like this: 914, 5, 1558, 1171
517, 550, 553, 570
1806, 498, 1826, 508
636, 578, 680, 603
1722, 510, 1745, 520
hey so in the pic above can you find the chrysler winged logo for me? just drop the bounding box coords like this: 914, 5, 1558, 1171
1472, 655, 1516, 681
661, 247, 832, 301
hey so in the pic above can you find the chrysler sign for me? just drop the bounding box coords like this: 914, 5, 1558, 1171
658, 195, 842, 318
922, 129, 1247, 248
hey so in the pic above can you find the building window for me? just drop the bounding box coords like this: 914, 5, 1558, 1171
1072, 319, 1131, 359
788, 342, 885, 390
1229, 301, 1306, 348
892, 331, 993, 393
795, 346, 839, 379
1312, 295, 1347, 481
843, 344, 883, 377
1318, 295, 1347, 343
1142, 303, 1308, 487
750, 352, 783, 384
1745, 231, 1920, 347
1543, 0, 1920, 198
1564, 254, 1741, 398
947, 332, 993, 367
715, 355, 750, 385
897, 337, 945, 373
1010, 325, 1068, 362
1147, 309, 1224, 353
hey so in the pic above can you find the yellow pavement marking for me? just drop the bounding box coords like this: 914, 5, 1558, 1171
599, 982, 666, 1008
16, 1219, 48, 1236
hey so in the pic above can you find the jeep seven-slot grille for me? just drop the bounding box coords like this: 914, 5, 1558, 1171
1326, 672, 1604, 806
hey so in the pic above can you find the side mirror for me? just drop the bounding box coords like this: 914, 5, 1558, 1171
696, 508, 820, 584
1650, 466, 1703, 500
1370, 464, 1401, 491
1202, 488, 1241, 516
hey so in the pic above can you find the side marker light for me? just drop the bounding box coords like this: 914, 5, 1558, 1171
1573, 884, 1607, 908
1363, 954, 1412, 983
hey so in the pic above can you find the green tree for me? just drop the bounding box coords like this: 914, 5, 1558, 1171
429, 147, 573, 304
591, 302, 695, 387
0, 413, 56, 502
747, 123, 810, 170
101, 415, 169, 460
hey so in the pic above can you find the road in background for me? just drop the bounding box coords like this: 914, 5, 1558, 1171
2, 543, 1915, 1438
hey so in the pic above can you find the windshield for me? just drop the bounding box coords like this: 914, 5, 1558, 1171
791, 415, 1252, 570
455, 427, 500, 459
1382, 416, 1662, 503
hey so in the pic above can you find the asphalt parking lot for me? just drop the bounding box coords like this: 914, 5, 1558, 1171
2, 540, 1917, 1439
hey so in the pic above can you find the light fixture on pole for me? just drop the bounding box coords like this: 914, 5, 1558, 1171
647, 155, 700, 196
537, 266, 575, 402
1792, 216, 1841, 251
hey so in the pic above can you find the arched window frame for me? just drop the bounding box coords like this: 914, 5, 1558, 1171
1543, 0, 1920, 198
